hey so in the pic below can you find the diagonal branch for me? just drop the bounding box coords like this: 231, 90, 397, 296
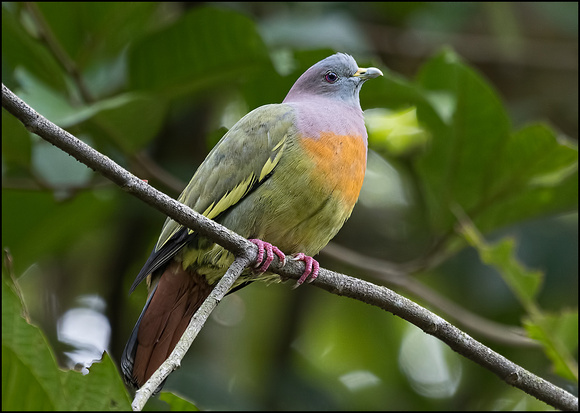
322, 242, 537, 348
2, 83, 577, 411
2, 83, 249, 259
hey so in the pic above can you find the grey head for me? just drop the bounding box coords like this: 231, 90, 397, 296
283, 53, 383, 107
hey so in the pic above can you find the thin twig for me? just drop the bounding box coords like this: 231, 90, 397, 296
24, 2, 95, 103
131, 151, 187, 194
2, 83, 577, 411
131, 255, 251, 411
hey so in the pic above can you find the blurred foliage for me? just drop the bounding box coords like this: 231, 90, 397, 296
2, 2, 577, 411
2, 271, 132, 410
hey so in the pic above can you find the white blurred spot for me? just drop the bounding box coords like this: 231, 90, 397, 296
211, 293, 246, 327
359, 150, 409, 209
220, 95, 248, 130
57, 294, 110, 374
398, 325, 462, 399
339, 370, 382, 392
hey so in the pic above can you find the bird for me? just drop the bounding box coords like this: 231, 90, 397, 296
121, 52, 383, 390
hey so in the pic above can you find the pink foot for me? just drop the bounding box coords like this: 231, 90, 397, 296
249, 239, 286, 273
291, 253, 320, 287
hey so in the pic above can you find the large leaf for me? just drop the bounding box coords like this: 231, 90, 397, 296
2, 273, 132, 410
459, 218, 578, 382
81, 92, 168, 153
159, 391, 199, 411
524, 311, 578, 382
11, 68, 167, 152
1, 190, 116, 275
34, 2, 159, 70
415, 48, 512, 233
375, 48, 579, 240
474, 123, 578, 232
2, 274, 62, 410
1, 4, 67, 92
2, 109, 32, 171
459, 219, 543, 306
61, 352, 132, 411
128, 6, 272, 98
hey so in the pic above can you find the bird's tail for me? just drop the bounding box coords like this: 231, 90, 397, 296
121, 260, 212, 390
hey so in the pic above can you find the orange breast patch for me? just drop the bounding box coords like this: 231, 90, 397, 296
299, 132, 367, 206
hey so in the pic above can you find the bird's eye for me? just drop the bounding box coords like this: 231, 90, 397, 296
325, 71, 339, 83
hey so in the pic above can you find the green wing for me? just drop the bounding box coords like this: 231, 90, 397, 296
156, 103, 295, 250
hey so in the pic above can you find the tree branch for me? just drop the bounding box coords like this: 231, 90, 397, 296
2, 83, 249, 258
2, 83, 577, 411
322, 242, 537, 348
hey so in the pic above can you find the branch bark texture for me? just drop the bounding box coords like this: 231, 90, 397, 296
2, 83, 577, 411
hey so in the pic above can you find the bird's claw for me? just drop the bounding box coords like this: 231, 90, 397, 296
290, 253, 319, 288
249, 239, 286, 273
248, 240, 318, 286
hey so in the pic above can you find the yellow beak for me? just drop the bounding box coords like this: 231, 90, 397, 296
354, 67, 383, 79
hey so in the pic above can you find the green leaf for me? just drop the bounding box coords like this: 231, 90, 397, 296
1, 344, 58, 410
458, 218, 578, 382
61, 353, 132, 411
32, 139, 94, 188
1, 189, 116, 275
1, 4, 68, 92
159, 391, 199, 411
2, 272, 132, 410
2, 109, 32, 171
12, 67, 166, 152
366, 107, 430, 158
474, 123, 578, 232
373, 47, 580, 243
415, 48, 512, 232
523, 311, 578, 382
34, 2, 159, 70
458, 218, 543, 306
479, 237, 543, 305
128, 6, 271, 98
83, 93, 168, 153
13, 68, 86, 128
2, 274, 61, 410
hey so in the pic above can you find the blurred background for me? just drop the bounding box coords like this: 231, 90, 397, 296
2, 2, 577, 410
